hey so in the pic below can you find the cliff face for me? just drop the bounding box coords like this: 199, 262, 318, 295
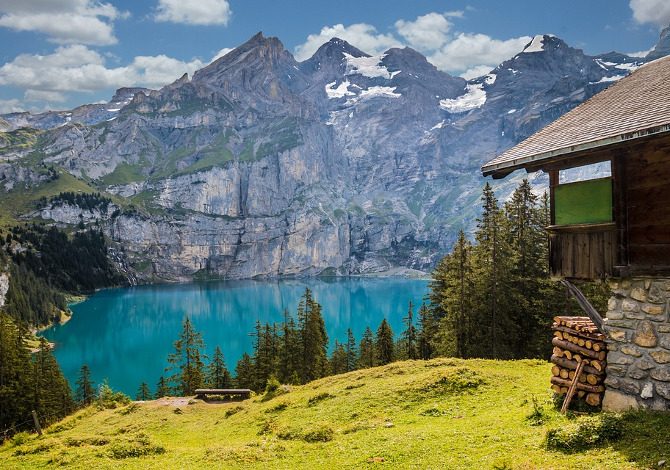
0, 31, 666, 281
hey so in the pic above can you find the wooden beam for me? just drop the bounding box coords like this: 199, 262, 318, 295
561, 361, 586, 414
549, 170, 558, 227
611, 151, 629, 268
560, 280, 604, 332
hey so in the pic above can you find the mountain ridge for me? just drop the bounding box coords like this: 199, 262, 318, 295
0, 28, 668, 281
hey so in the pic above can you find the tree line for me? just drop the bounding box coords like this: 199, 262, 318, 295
140, 288, 426, 397
426, 180, 608, 360
0, 223, 124, 327
0, 313, 73, 438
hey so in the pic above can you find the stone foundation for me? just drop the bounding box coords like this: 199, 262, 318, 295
602, 278, 670, 411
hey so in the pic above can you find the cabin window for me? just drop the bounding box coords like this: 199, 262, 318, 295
554, 162, 613, 225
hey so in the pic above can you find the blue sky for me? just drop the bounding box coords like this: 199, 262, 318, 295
0, 0, 668, 113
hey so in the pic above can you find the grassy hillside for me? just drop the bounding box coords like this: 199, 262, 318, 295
2, 358, 668, 469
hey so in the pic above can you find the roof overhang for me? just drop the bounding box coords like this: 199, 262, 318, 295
482, 123, 670, 179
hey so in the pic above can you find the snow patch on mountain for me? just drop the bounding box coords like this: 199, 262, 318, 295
439, 83, 486, 113
344, 53, 397, 79
357, 86, 401, 100
523, 35, 547, 53
325, 80, 355, 99
590, 74, 626, 84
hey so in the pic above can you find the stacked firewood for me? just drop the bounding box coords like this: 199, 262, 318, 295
551, 316, 607, 407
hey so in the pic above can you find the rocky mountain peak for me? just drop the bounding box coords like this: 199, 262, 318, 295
110, 87, 150, 104
501, 34, 593, 78
300, 37, 368, 75
647, 25, 670, 60
192, 32, 293, 85
520, 34, 568, 54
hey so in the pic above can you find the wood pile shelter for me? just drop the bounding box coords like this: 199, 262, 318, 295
482, 56, 670, 411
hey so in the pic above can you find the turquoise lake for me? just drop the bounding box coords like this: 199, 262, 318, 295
43, 278, 429, 396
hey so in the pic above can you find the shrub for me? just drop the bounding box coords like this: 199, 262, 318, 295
307, 392, 334, 406
225, 406, 244, 418
10, 432, 31, 447
265, 376, 280, 394
525, 396, 551, 426
97, 381, 131, 409
303, 424, 334, 443
545, 414, 623, 452
107, 434, 165, 459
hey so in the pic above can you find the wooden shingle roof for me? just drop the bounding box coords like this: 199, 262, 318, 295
482, 55, 670, 177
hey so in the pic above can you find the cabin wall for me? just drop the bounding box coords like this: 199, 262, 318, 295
602, 278, 670, 411
625, 136, 670, 270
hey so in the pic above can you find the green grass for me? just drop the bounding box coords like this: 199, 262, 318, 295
3, 358, 669, 469
99, 162, 148, 186
0, 128, 41, 155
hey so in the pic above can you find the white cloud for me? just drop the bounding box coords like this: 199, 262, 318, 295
630, 0, 670, 27
24, 90, 67, 103
0, 0, 124, 45
395, 12, 453, 50
0, 98, 24, 113
155, 0, 231, 26
295, 13, 530, 79
294, 23, 402, 61
460, 65, 494, 80
428, 33, 531, 77
129, 54, 205, 87
0, 45, 207, 108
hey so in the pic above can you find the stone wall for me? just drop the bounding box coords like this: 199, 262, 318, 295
602, 278, 670, 411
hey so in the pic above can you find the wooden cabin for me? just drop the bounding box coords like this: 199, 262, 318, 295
482, 56, 670, 411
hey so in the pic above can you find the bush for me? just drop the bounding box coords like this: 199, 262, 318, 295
265, 376, 280, 394
545, 414, 623, 452
225, 405, 244, 418
97, 381, 131, 409
10, 432, 31, 447
307, 392, 334, 406
107, 433, 165, 459
303, 424, 334, 443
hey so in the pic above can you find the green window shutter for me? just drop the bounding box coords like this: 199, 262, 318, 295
554, 177, 612, 225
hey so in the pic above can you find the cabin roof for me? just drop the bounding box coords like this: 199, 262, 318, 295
482, 55, 670, 178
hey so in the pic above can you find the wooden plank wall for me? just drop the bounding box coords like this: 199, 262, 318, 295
626, 135, 670, 268
549, 226, 616, 279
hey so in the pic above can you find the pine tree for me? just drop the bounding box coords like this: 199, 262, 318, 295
279, 309, 301, 383
329, 340, 348, 375
31, 337, 73, 426
401, 301, 418, 360
416, 302, 435, 360
155, 376, 170, 398
345, 328, 357, 372
470, 183, 517, 358
298, 288, 328, 382
432, 230, 474, 357
136, 382, 151, 401
234, 353, 254, 389
375, 319, 395, 365
0, 313, 34, 434
358, 326, 376, 368
207, 346, 232, 388
75, 364, 95, 406
166, 317, 206, 395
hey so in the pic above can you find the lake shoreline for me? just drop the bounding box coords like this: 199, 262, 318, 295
42, 277, 431, 396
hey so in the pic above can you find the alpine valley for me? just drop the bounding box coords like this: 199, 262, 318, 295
1, 28, 669, 282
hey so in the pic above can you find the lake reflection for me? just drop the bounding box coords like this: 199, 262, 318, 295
43, 278, 429, 396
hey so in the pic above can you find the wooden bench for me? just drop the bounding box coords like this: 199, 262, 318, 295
194, 388, 252, 401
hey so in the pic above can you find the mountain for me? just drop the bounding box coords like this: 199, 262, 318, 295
0, 30, 666, 282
